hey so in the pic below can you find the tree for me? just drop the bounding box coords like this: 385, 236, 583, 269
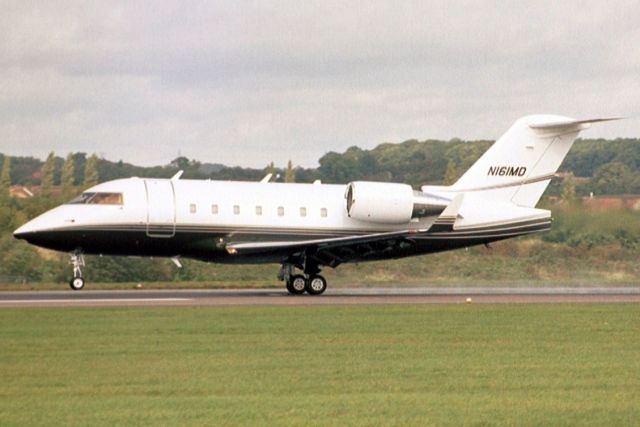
264, 161, 275, 175
84, 154, 99, 188
359, 151, 379, 178
560, 172, 577, 202
61, 153, 76, 199
591, 162, 634, 195
445, 141, 490, 174
72, 153, 87, 185
0, 156, 11, 197
170, 156, 190, 170
318, 151, 358, 183
443, 160, 458, 185
284, 160, 295, 183
40, 152, 56, 195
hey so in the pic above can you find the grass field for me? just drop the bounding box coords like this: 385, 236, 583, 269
1, 304, 639, 426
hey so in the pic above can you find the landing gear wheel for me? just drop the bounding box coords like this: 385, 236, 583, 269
69, 277, 85, 291
305, 274, 327, 295
68, 252, 86, 290
286, 281, 295, 294
287, 275, 307, 295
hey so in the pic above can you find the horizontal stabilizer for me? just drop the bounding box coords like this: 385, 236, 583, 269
529, 117, 622, 131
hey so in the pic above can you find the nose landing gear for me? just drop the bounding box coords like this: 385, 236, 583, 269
69, 252, 85, 290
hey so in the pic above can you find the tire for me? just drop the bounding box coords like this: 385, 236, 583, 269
305, 274, 327, 295
287, 275, 306, 295
286, 281, 295, 294
69, 277, 85, 290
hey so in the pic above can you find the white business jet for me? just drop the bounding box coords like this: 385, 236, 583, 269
14, 115, 618, 293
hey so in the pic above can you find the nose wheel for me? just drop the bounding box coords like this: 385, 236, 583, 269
70, 276, 85, 290
69, 252, 86, 291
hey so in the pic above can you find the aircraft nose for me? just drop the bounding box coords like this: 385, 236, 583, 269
13, 220, 38, 240
13, 209, 80, 252
11, 201, 86, 253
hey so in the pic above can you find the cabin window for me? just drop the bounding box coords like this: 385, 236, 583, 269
277, 206, 284, 216
234, 205, 240, 215
256, 206, 262, 216
300, 207, 307, 217
321, 208, 328, 217
211, 204, 219, 214
189, 204, 197, 214
67, 192, 123, 205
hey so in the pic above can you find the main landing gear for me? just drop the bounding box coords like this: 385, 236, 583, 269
279, 263, 328, 296
69, 252, 85, 291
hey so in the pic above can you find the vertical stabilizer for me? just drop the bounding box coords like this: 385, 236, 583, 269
449, 115, 620, 207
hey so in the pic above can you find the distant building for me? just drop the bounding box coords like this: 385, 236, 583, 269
9, 186, 34, 199
9, 185, 63, 198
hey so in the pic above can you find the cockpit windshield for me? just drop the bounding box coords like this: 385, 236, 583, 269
67, 192, 123, 205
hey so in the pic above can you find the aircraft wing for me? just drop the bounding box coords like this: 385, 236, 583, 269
226, 228, 423, 267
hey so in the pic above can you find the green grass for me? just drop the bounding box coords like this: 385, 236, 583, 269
1, 305, 639, 426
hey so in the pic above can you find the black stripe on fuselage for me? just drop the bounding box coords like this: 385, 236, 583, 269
16, 217, 551, 265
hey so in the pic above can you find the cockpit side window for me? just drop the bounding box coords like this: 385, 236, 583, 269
67, 192, 123, 205
91, 193, 123, 205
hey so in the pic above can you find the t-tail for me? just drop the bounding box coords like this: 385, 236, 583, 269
424, 115, 621, 208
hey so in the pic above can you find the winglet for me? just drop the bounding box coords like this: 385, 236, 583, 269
260, 173, 273, 183
171, 170, 184, 181
428, 194, 464, 232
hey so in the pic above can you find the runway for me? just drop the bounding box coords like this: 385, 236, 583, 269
1, 287, 640, 308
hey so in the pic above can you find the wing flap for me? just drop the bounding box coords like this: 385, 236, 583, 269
226, 229, 417, 255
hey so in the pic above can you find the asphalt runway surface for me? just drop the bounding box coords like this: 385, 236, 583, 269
1, 287, 640, 308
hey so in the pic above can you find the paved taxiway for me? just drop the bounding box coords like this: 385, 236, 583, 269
1, 287, 639, 308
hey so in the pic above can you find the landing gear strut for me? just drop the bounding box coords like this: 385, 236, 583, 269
279, 263, 327, 296
69, 252, 85, 291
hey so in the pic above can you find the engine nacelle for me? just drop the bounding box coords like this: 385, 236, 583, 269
345, 181, 415, 224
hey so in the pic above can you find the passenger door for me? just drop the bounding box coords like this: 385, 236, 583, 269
144, 179, 176, 238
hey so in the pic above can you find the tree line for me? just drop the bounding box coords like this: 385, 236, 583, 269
0, 152, 99, 199
3, 137, 640, 196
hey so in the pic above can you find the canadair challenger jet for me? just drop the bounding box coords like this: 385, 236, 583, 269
14, 115, 618, 293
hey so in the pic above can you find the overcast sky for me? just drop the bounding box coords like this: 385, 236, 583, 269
1, 1, 639, 168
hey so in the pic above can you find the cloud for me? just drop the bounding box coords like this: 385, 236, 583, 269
1, 0, 638, 167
